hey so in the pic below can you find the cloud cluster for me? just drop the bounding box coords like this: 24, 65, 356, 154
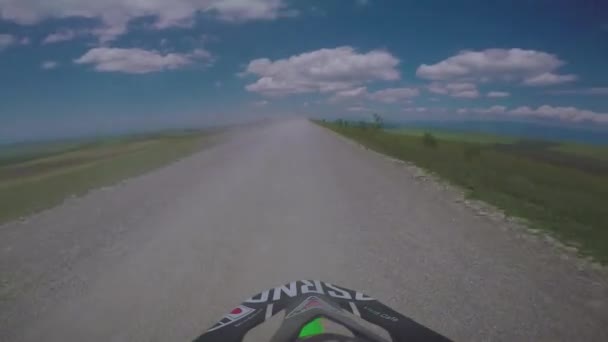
428, 82, 480, 98
244, 46, 400, 96
74, 47, 213, 74
458, 105, 608, 123
0, 0, 290, 41
417, 48, 577, 86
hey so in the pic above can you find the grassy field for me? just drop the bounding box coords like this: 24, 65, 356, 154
0, 131, 214, 224
319, 121, 608, 263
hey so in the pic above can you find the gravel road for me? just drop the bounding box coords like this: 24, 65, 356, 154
1, 120, 607, 341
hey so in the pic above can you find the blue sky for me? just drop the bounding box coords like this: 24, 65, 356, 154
1, 0, 607, 142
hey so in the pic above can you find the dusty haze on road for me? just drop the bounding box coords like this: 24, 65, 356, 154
1, 120, 607, 341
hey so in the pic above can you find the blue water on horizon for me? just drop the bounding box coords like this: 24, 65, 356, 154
390, 120, 608, 145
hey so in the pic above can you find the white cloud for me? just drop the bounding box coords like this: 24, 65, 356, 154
458, 105, 608, 124
252, 100, 269, 106
428, 82, 480, 98
0, 33, 15, 50
417, 48, 576, 87
0, 0, 291, 41
0, 33, 31, 49
74, 47, 213, 74
209, 0, 291, 21
244, 46, 400, 96
41, 60, 59, 69
332, 86, 368, 100
474, 105, 507, 114
347, 106, 371, 112
522, 72, 577, 86
487, 91, 510, 98
547, 87, 608, 95
509, 105, 608, 123
43, 29, 89, 44
367, 87, 419, 103
427, 83, 449, 95
402, 106, 431, 113
331, 86, 419, 103
452, 91, 479, 99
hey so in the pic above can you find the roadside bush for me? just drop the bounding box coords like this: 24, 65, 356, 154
422, 132, 438, 148
372, 113, 384, 130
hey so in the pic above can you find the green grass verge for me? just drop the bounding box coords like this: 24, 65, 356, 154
391, 128, 608, 161
388, 128, 517, 144
551, 143, 608, 161
319, 122, 608, 263
0, 132, 213, 224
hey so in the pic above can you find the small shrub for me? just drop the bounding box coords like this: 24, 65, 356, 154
422, 132, 438, 148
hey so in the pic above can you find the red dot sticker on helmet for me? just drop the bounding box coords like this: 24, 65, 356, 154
226, 305, 255, 321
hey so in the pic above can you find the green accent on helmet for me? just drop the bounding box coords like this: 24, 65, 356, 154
298, 317, 324, 338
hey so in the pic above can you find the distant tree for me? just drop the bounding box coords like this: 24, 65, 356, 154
372, 113, 384, 129
358, 120, 368, 130
422, 132, 438, 148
